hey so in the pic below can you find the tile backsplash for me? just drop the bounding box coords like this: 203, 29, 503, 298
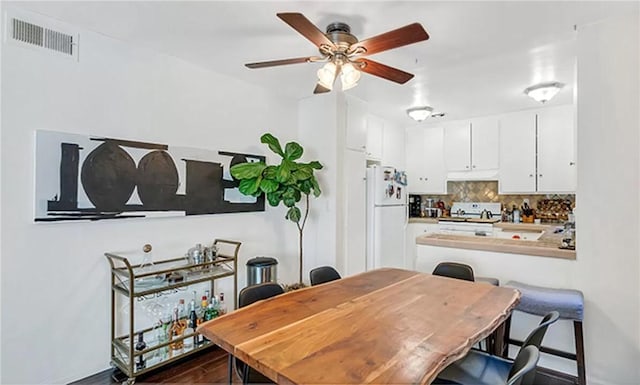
418, 181, 575, 222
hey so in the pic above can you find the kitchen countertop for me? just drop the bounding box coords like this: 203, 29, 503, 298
408, 217, 439, 224
416, 231, 576, 260
494, 222, 558, 231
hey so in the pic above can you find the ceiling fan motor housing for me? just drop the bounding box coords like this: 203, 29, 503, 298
325, 22, 358, 50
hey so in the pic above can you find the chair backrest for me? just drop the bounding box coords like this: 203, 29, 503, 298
310, 266, 342, 286
507, 346, 540, 385
522, 311, 560, 349
236, 283, 284, 384
239, 283, 284, 308
432, 262, 475, 282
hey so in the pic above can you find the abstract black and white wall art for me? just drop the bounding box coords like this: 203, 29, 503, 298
35, 130, 265, 222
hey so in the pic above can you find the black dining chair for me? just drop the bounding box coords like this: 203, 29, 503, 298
309, 266, 341, 286
233, 283, 285, 384
435, 311, 559, 385
432, 262, 475, 281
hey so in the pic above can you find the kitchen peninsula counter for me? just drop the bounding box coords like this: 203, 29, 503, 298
408, 217, 439, 224
416, 232, 576, 260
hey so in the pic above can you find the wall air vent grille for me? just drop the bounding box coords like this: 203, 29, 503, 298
11, 17, 74, 56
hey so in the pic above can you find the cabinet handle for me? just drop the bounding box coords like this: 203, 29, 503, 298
529, 174, 534, 177
424, 177, 428, 181
465, 165, 469, 169
419, 177, 423, 181
569, 161, 576, 166
472, 165, 476, 169
539, 174, 543, 177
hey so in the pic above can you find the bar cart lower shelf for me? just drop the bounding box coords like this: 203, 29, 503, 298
105, 239, 240, 385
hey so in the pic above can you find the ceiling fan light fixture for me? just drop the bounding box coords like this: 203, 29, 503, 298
524, 81, 564, 103
340, 62, 361, 91
407, 106, 434, 122
317, 62, 337, 90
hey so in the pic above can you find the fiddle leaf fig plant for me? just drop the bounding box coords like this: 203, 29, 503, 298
230, 133, 323, 284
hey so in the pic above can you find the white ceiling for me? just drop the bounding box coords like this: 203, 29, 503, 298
11, 1, 636, 125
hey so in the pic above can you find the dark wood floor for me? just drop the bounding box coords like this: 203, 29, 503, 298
71, 346, 575, 385
71, 347, 238, 385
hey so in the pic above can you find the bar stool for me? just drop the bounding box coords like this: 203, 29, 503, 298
503, 281, 586, 385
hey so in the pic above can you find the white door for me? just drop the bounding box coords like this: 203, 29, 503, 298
343, 149, 367, 276
406, 126, 445, 194
382, 121, 406, 169
471, 116, 500, 170
499, 111, 537, 193
537, 105, 576, 192
444, 121, 471, 171
372, 205, 407, 270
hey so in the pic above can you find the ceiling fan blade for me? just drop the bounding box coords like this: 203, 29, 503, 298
277, 13, 336, 49
245, 57, 313, 69
313, 83, 332, 94
356, 58, 415, 84
353, 23, 429, 56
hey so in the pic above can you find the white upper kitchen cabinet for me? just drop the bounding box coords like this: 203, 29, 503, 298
345, 95, 368, 152
499, 105, 576, 194
444, 117, 499, 172
381, 120, 406, 168
471, 116, 500, 170
343, 149, 368, 276
406, 126, 446, 194
537, 105, 576, 192
366, 115, 384, 160
499, 110, 537, 193
443, 121, 472, 171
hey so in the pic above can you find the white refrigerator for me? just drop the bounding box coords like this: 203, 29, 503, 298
366, 165, 408, 270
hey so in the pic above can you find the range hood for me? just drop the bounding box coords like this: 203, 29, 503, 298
446, 169, 499, 181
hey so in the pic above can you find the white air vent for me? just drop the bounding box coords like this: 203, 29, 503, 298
12, 17, 74, 56
5, 11, 78, 60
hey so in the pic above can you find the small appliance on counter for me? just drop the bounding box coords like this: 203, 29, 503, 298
409, 195, 422, 217
438, 202, 502, 236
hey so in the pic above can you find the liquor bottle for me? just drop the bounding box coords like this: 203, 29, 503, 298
169, 307, 185, 352
204, 300, 219, 321
187, 299, 198, 348
200, 296, 210, 343
135, 332, 147, 370
218, 293, 227, 316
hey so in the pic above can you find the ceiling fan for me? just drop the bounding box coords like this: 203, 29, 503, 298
245, 13, 430, 94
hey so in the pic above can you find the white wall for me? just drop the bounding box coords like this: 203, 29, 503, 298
575, 12, 640, 384
0, 7, 299, 384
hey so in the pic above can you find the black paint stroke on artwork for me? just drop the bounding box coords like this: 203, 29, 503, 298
37, 137, 265, 221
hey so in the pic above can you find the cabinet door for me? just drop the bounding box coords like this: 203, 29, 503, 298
537, 105, 576, 192
406, 223, 440, 270
343, 149, 367, 276
382, 121, 406, 169
366, 115, 384, 160
471, 116, 500, 170
345, 96, 367, 151
499, 111, 537, 193
406, 126, 446, 194
444, 121, 472, 171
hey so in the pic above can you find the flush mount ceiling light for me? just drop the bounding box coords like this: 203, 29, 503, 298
407, 106, 434, 122
524, 81, 565, 103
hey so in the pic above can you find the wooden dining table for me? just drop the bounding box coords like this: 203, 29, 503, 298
197, 268, 520, 385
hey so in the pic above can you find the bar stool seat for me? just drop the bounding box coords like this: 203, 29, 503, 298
504, 280, 586, 385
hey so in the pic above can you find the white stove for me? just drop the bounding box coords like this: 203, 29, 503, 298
439, 202, 502, 236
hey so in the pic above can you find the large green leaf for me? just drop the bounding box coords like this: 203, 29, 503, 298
293, 167, 313, 181
299, 179, 312, 195
266, 191, 282, 207
230, 162, 266, 180
276, 161, 291, 183
307, 161, 323, 170
284, 142, 303, 160
238, 176, 262, 196
286, 207, 301, 223
263, 165, 278, 179
310, 176, 322, 197
259, 178, 279, 193
261, 133, 284, 157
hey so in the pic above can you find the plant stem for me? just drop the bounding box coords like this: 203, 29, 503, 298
297, 194, 310, 284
